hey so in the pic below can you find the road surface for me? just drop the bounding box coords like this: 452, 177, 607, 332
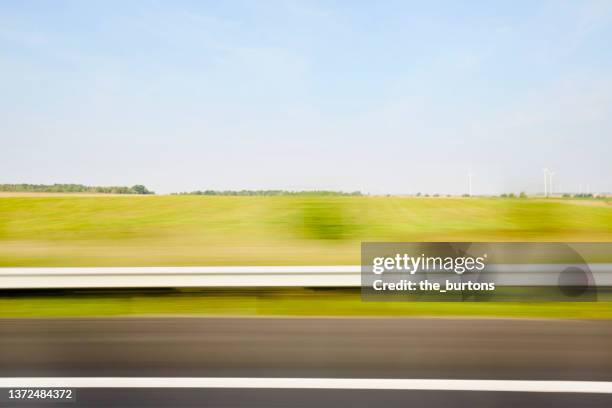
0, 317, 611, 406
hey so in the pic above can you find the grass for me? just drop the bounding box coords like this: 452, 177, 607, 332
1, 289, 611, 319
1, 195, 612, 266
1, 194, 612, 318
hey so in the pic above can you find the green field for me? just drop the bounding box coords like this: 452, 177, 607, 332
1, 195, 612, 266
2, 194, 612, 319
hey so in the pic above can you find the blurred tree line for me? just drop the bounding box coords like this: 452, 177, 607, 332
0, 184, 154, 194
174, 190, 362, 196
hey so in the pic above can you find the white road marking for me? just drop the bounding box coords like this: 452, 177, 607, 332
0, 378, 610, 394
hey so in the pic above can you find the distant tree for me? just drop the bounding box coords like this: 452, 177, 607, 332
519, 192, 527, 198
131, 185, 153, 195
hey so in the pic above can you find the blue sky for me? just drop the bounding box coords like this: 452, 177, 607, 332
2, 0, 611, 194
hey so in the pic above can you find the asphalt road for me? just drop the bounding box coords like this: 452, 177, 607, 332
1, 389, 611, 408
0, 317, 611, 407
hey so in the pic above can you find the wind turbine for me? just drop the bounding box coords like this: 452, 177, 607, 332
543, 168, 549, 197
549, 171, 555, 196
